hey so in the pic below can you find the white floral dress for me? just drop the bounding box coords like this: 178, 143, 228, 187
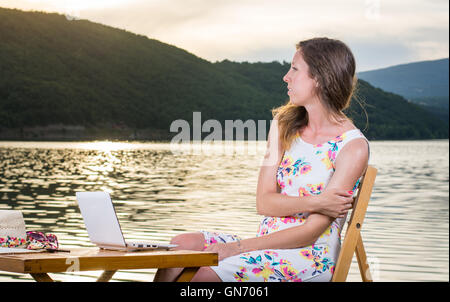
200, 128, 370, 282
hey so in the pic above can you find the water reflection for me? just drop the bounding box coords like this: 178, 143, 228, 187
0, 140, 448, 282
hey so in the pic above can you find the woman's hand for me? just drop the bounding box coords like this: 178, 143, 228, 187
313, 188, 354, 218
204, 242, 240, 261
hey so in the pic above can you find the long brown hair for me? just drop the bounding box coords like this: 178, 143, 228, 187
272, 37, 358, 151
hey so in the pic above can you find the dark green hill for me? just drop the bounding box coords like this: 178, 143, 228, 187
350, 80, 447, 139
0, 7, 447, 141
0, 8, 273, 133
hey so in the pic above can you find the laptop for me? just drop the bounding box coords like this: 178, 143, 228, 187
76, 192, 178, 251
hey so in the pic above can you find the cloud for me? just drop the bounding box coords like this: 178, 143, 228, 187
0, 0, 448, 71
349, 40, 415, 72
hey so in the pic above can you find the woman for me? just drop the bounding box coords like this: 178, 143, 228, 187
154, 37, 370, 282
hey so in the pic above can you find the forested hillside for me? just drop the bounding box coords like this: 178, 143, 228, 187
0, 7, 447, 140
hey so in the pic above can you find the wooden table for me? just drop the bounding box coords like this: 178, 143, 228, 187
0, 248, 218, 282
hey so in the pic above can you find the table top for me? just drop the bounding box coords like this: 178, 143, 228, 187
0, 248, 218, 274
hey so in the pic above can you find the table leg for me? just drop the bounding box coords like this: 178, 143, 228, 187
30, 273, 54, 282
175, 267, 200, 282
97, 270, 117, 282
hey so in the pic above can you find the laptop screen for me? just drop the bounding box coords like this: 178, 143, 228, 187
76, 192, 127, 248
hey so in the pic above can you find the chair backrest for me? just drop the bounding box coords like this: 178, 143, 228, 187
331, 165, 377, 282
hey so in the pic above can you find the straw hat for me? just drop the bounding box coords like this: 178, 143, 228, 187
0, 210, 27, 239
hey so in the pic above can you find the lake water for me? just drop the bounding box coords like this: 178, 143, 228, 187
0, 140, 448, 282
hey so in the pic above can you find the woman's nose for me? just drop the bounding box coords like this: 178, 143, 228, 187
283, 73, 289, 83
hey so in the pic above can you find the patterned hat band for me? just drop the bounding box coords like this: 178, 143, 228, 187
0, 231, 59, 250
0, 236, 27, 248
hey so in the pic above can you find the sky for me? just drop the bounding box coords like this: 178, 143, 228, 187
0, 0, 448, 71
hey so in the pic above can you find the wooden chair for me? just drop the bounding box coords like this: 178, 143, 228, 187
331, 165, 377, 282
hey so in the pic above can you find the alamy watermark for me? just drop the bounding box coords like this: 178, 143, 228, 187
62, 1, 81, 21
169, 112, 280, 166
364, 0, 381, 20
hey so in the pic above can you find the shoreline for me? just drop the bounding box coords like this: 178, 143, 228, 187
0, 125, 448, 142
0, 139, 448, 144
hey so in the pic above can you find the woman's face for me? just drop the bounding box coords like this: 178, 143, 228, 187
283, 51, 318, 106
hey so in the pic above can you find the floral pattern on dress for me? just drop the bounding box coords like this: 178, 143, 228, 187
277, 155, 312, 187
298, 187, 311, 196
257, 217, 280, 236
256, 215, 306, 236
237, 251, 303, 282
201, 231, 241, 250
307, 182, 325, 194
299, 244, 336, 277
234, 267, 250, 282
318, 133, 348, 170
321, 153, 334, 170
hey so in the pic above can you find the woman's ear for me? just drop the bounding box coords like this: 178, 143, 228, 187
312, 79, 321, 98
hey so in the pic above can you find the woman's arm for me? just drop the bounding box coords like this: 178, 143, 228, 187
256, 118, 316, 216
238, 217, 332, 252
304, 138, 370, 240
206, 221, 329, 260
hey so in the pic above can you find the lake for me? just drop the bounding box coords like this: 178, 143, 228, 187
0, 139, 448, 282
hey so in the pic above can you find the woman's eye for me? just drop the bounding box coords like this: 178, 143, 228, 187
291, 67, 298, 71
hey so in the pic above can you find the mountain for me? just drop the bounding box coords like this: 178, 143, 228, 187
358, 59, 449, 125
358, 58, 449, 99
0, 7, 448, 141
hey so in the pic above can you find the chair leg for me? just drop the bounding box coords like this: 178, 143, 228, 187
355, 234, 373, 282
